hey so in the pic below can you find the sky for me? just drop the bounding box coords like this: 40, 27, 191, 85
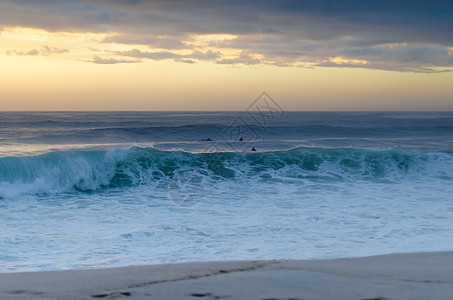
0, 0, 452, 111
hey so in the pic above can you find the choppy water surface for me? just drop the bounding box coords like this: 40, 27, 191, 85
1, 111, 452, 272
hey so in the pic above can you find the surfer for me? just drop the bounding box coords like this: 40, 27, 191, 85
251, 147, 256, 151
201, 138, 212, 141
239, 137, 243, 141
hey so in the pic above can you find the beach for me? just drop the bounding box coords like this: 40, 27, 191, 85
1, 112, 452, 299
2, 1, 453, 299
1, 251, 452, 299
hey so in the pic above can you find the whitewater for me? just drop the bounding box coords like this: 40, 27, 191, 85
1, 111, 453, 272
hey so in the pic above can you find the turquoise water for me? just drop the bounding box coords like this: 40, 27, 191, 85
1, 112, 452, 272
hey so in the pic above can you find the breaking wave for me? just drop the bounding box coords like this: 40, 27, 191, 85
0, 147, 452, 198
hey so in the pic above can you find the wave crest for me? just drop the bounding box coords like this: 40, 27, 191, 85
0, 147, 452, 198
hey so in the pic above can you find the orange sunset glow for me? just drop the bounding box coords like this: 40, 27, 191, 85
1, 1, 452, 110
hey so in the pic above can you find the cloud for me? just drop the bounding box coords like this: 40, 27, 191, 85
186, 50, 222, 61
1, 1, 453, 71
103, 34, 188, 50
315, 44, 453, 72
315, 61, 445, 73
87, 56, 140, 64
174, 58, 197, 64
113, 49, 222, 64
7, 45, 69, 56
216, 52, 261, 65
115, 49, 180, 60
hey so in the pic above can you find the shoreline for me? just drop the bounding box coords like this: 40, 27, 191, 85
1, 251, 453, 299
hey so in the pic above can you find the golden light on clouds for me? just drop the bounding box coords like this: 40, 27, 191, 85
1, 27, 111, 62
0, 0, 452, 112
328, 56, 368, 65
190, 33, 237, 45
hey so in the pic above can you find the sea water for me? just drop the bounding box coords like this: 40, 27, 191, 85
1, 111, 452, 272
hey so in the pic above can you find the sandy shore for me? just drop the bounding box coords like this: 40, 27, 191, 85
1, 251, 452, 299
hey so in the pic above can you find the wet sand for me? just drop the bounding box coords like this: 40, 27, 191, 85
1, 251, 452, 299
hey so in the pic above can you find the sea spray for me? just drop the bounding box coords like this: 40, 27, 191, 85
1, 146, 452, 198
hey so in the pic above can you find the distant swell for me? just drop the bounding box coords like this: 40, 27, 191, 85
0, 147, 452, 198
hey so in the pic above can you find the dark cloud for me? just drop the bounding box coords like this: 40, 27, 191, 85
7, 45, 69, 56
113, 49, 222, 63
186, 50, 222, 61
1, 0, 453, 71
316, 61, 447, 73
115, 49, 180, 60
103, 34, 189, 49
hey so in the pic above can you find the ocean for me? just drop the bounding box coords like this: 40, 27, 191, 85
1, 111, 453, 272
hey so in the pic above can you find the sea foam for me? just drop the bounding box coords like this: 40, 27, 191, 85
1, 146, 452, 198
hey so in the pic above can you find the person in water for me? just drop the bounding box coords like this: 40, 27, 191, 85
251, 147, 256, 151
239, 137, 243, 141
